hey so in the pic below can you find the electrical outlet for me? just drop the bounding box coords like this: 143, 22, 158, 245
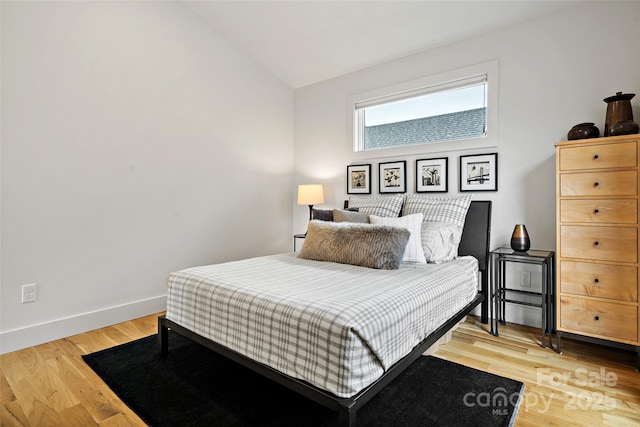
520, 272, 531, 287
21, 283, 37, 303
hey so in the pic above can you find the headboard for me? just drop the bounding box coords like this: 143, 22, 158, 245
458, 200, 492, 272
459, 201, 492, 324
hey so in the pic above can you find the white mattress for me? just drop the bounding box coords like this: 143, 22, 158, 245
166, 253, 478, 397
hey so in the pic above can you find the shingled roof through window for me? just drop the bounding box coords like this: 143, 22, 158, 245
364, 107, 486, 149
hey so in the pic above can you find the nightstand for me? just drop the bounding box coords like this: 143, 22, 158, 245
489, 247, 555, 349
293, 234, 306, 251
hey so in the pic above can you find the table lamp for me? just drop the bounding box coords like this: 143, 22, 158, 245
297, 184, 324, 230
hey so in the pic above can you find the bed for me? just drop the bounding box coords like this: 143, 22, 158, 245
158, 199, 491, 426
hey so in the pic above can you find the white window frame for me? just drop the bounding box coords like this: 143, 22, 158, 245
348, 60, 499, 159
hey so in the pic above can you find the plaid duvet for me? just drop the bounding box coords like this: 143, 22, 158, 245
166, 253, 478, 397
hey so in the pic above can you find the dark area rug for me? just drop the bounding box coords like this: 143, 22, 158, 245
83, 331, 524, 427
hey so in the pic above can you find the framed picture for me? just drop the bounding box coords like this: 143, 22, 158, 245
379, 161, 406, 193
346, 164, 371, 194
416, 157, 448, 193
459, 153, 498, 192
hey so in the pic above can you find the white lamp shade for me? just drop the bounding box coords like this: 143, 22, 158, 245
297, 184, 324, 205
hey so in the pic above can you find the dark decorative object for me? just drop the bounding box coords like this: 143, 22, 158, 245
610, 120, 640, 136
510, 224, 530, 253
567, 122, 600, 140
604, 92, 636, 137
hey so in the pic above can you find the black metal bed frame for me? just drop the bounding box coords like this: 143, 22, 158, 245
158, 200, 492, 426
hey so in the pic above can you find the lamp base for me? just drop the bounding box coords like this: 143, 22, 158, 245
305, 204, 314, 236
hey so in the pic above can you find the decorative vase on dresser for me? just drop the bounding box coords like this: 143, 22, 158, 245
556, 134, 640, 370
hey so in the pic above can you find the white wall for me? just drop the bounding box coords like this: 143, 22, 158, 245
1, 1, 294, 353
293, 2, 640, 327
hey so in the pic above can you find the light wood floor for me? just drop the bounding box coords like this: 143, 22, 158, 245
1, 314, 639, 426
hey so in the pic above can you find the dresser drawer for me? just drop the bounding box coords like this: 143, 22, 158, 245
559, 141, 637, 171
559, 296, 637, 342
560, 171, 637, 197
560, 199, 638, 224
560, 260, 638, 301
560, 225, 637, 263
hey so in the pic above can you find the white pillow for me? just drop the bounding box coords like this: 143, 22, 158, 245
421, 222, 462, 263
369, 213, 426, 264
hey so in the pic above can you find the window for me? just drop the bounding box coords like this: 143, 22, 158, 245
350, 60, 498, 157
360, 80, 487, 150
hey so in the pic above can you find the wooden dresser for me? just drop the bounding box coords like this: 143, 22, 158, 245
556, 134, 640, 366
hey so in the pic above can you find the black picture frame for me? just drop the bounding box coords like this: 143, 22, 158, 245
346, 164, 371, 194
379, 161, 406, 193
416, 157, 448, 193
459, 153, 498, 192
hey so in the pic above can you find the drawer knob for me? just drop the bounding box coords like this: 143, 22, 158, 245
594, 315, 600, 321
594, 182, 599, 187
593, 209, 599, 214
593, 154, 599, 160
594, 241, 600, 246
594, 278, 600, 284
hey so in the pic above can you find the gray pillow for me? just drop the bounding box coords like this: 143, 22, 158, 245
298, 220, 410, 270
312, 209, 334, 221
333, 209, 369, 223
312, 207, 359, 221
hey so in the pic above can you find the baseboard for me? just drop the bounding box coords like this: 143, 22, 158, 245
477, 302, 543, 329
503, 302, 543, 329
0, 295, 167, 354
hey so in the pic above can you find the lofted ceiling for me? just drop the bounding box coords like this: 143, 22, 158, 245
182, 1, 583, 89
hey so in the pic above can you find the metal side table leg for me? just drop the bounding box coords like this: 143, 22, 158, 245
540, 262, 547, 348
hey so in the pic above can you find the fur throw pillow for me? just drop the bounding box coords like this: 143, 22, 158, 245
298, 220, 410, 270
